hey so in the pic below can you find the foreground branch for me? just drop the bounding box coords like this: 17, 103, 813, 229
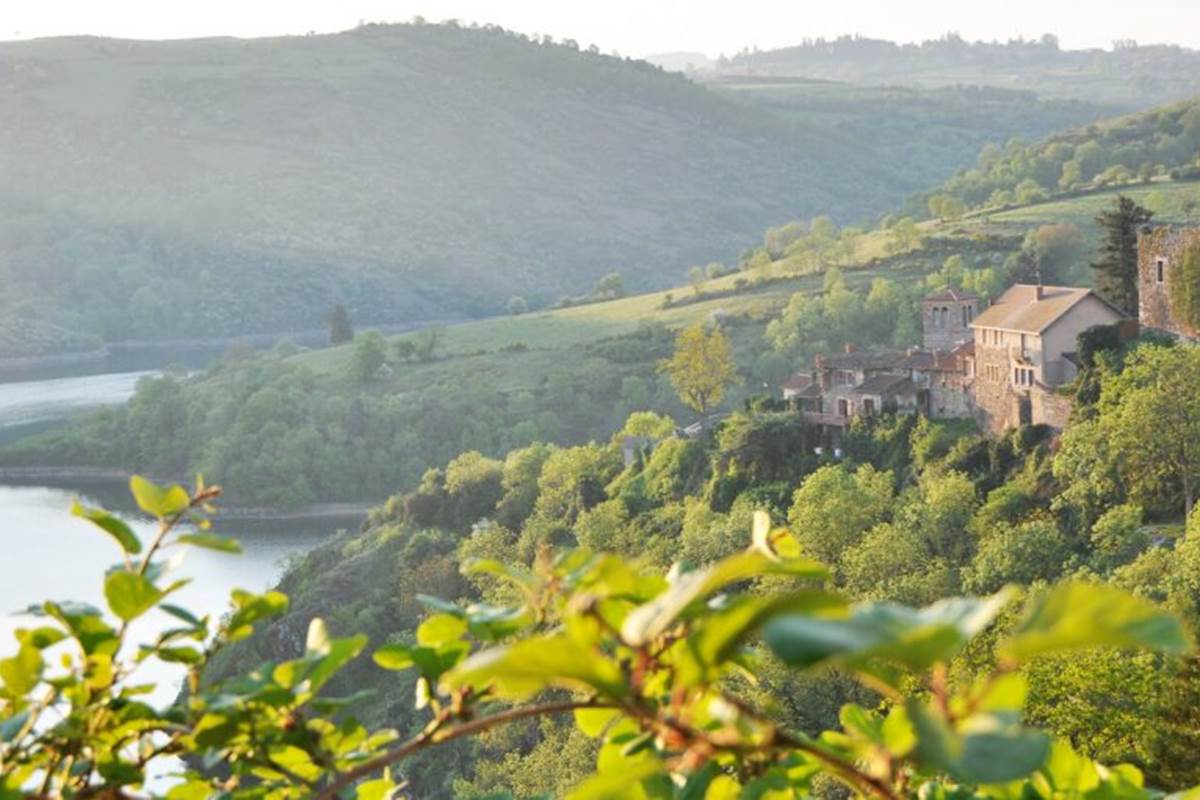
316, 699, 610, 799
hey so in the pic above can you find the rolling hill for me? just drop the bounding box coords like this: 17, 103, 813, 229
0, 22, 900, 357
0, 22, 1120, 359
708, 34, 1200, 108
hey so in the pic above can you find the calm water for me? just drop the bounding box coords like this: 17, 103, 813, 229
0, 484, 339, 660
0, 356, 357, 788
0, 370, 152, 431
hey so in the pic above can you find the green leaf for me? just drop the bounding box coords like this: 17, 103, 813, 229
72, 502, 142, 554
575, 707, 621, 738
104, 571, 164, 622
417, 613, 468, 647
907, 700, 1050, 784
160, 604, 203, 627
0, 645, 43, 696
373, 644, 415, 671
14, 626, 66, 650
622, 551, 828, 647
1002, 582, 1193, 661
566, 759, 665, 800
0, 710, 30, 742
444, 634, 626, 700
764, 590, 1013, 684
355, 775, 401, 800
677, 592, 843, 686
176, 533, 242, 554
129, 475, 190, 518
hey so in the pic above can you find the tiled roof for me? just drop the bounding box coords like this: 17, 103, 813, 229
781, 373, 813, 391
969, 284, 1125, 334
925, 288, 978, 303
817, 350, 905, 370
854, 373, 918, 397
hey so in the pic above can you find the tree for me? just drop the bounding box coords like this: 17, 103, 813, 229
8, 476, 1189, 799
1102, 344, 1200, 517
787, 463, 894, 567
592, 272, 625, 299
1024, 223, 1085, 284
506, 295, 528, 316
329, 303, 354, 345
1168, 242, 1200, 332
687, 265, 705, 297
415, 324, 444, 362
660, 323, 735, 423
393, 338, 416, 362
1091, 195, 1154, 315
349, 330, 387, 383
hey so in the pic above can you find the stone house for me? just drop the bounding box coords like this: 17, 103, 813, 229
968, 284, 1126, 432
1137, 224, 1200, 339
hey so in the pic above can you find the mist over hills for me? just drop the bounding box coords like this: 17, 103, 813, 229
0, 22, 1150, 357
0, 22, 901, 354
674, 34, 1200, 108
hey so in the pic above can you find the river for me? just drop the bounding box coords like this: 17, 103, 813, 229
0, 366, 361, 691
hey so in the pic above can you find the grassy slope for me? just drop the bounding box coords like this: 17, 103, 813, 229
299, 176, 1200, 387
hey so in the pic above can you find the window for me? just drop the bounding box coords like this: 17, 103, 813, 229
863, 398, 876, 415
1012, 367, 1034, 387
1157, 258, 1167, 284
962, 305, 971, 326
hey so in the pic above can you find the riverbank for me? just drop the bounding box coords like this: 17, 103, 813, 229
0, 467, 374, 523
0, 315, 474, 383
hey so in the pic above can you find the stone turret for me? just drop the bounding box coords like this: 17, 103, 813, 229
1138, 224, 1200, 339
922, 288, 978, 351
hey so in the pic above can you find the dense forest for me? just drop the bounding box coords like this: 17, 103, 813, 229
199, 326, 1200, 796
711, 34, 1200, 107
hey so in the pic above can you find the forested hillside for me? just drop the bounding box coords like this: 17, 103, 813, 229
10, 177, 1199, 506
206, 337, 1200, 796
713, 34, 1200, 107
918, 97, 1200, 217
713, 79, 1115, 199
0, 23, 1128, 359
0, 22, 892, 357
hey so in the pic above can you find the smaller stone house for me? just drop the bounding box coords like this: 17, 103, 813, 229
1138, 224, 1200, 339
968, 284, 1126, 432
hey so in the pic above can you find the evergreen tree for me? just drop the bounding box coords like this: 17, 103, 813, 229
329, 303, 354, 345
1091, 195, 1153, 315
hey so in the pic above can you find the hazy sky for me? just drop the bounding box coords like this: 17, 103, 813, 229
5, 0, 1200, 55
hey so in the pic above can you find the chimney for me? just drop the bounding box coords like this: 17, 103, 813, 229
1034, 285, 1045, 301
844, 343, 857, 354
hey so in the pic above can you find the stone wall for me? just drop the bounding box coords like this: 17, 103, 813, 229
1031, 387, 1073, 431
970, 340, 1020, 433
922, 298, 977, 351
1138, 225, 1200, 338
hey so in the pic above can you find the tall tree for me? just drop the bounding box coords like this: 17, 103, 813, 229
661, 323, 736, 425
1091, 195, 1154, 315
329, 303, 354, 345
1102, 344, 1200, 518
349, 330, 387, 383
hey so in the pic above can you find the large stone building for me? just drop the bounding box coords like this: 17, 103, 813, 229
1138, 224, 1200, 339
968, 284, 1126, 432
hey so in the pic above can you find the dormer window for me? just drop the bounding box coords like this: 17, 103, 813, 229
1157, 258, 1167, 284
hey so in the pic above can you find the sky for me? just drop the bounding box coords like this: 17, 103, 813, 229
4, 0, 1200, 56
